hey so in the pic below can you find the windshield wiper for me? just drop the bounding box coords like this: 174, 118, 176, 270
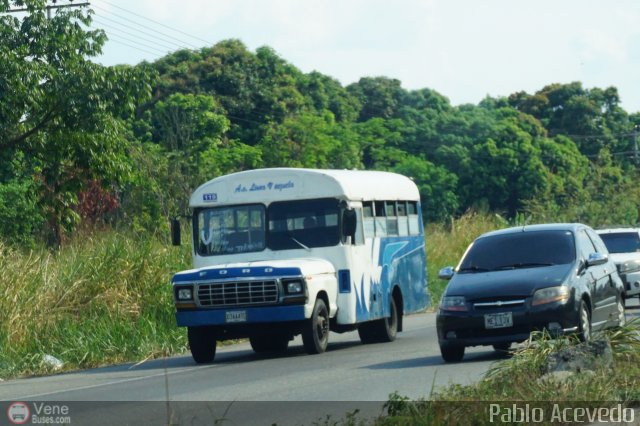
495, 262, 554, 270
458, 266, 490, 273
289, 235, 311, 251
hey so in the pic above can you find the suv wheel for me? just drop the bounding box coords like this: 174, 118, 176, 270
440, 344, 465, 362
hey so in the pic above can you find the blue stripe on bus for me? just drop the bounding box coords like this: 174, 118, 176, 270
172, 267, 303, 283
355, 234, 428, 322
176, 305, 306, 327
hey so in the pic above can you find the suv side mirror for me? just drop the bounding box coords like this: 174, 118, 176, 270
171, 218, 181, 246
438, 266, 455, 280
586, 252, 608, 267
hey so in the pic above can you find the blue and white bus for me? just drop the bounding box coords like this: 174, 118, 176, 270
171, 168, 429, 363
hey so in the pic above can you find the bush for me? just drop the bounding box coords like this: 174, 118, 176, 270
0, 179, 44, 246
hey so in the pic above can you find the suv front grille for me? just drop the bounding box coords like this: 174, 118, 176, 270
197, 281, 279, 307
473, 299, 526, 310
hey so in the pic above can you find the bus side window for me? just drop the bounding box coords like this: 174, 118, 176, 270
354, 208, 365, 245
386, 201, 398, 236
374, 201, 387, 236
363, 201, 375, 238
397, 201, 409, 236
408, 201, 419, 235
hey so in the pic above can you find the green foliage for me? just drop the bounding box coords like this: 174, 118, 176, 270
392, 156, 459, 222
0, 179, 43, 246
260, 112, 361, 169
0, 0, 153, 245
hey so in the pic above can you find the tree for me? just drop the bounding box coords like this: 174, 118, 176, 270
392, 156, 459, 222
150, 93, 230, 216
0, 0, 152, 245
259, 112, 361, 169
347, 77, 406, 122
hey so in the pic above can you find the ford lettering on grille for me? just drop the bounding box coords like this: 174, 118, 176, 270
197, 280, 279, 307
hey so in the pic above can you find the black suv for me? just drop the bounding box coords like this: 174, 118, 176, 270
436, 223, 626, 362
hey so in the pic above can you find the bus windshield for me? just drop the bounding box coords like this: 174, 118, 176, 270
267, 198, 340, 250
195, 204, 266, 256
195, 198, 340, 256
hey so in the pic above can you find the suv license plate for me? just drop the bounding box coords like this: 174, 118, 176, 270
484, 312, 513, 329
225, 310, 247, 323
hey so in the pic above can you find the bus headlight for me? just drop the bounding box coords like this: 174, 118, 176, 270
176, 287, 194, 301
283, 279, 304, 294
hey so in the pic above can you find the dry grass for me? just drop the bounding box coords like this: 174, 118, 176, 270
0, 230, 191, 378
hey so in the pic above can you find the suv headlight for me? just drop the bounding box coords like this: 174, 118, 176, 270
440, 296, 468, 312
532, 286, 570, 306
618, 259, 640, 274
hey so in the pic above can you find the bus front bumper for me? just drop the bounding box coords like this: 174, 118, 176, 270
176, 305, 306, 327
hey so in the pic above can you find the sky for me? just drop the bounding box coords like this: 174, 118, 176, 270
87, 0, 640, 113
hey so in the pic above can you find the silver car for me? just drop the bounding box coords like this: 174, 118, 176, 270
596, 228, 640, 300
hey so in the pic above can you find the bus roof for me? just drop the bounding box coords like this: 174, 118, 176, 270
190, 168, 420, 208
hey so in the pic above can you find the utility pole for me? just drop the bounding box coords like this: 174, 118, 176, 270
4, 1, 90, 19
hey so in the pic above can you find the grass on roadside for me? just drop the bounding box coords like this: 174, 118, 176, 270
371, 320, 640, 425
0, 230, 191, 379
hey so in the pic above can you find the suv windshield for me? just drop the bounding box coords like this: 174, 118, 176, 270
459, 230, 575, 272
194, 198, 341, 256
599, 232, 640, 253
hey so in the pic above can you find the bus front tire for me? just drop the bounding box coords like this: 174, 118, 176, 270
302, 298, 329, 354
188, 326, 217, 364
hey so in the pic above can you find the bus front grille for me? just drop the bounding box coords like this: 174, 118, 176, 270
197, 281, 279, 307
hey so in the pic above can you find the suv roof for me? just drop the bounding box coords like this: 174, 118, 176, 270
597, 228, 640, 234
480, 223, 588, 239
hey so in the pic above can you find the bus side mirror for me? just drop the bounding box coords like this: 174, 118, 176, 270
171, 218, 181, 246
342, 209, 356, 241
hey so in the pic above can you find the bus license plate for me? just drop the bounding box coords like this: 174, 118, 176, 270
225, 310, 247, 323
484, 312, 513, 329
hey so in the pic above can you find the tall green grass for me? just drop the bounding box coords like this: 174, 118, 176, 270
0, 231, 191, 379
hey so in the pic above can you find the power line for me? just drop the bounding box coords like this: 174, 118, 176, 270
99, 32, 169, 56
95, 0, 212, 46
103, 36, 164, 57
92, 17, 182, 53
91, 2, 201, 49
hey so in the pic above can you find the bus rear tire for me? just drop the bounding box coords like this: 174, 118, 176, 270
302, 298, 329, 354
358, 297, 399, 344
188, 326, 217, 364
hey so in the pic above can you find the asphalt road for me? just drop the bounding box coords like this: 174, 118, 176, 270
3, 305, 639, 425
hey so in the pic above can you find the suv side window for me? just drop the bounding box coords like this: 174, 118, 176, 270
577, 229, 597, 261
586, 229, 608, 254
